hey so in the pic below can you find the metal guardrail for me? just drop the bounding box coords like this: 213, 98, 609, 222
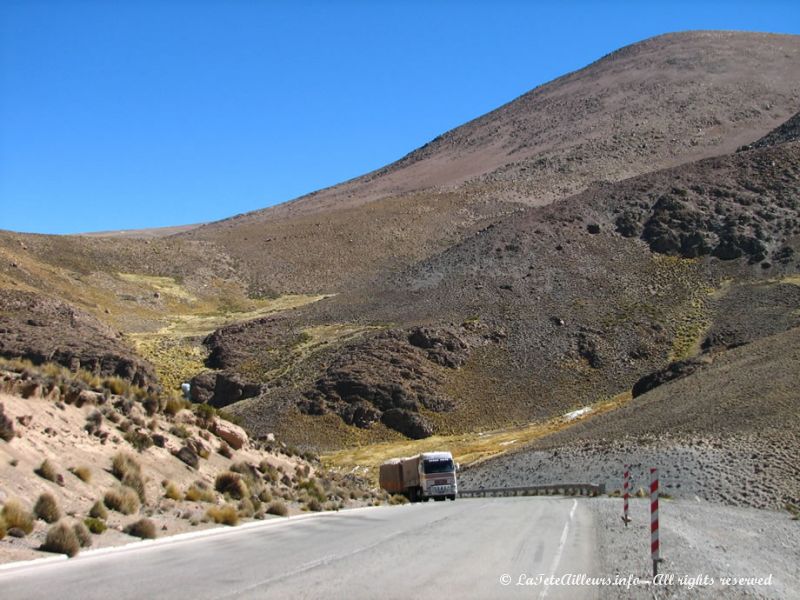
458, 482, 606, 498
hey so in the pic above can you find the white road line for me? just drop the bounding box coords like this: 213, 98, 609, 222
539, 499, 577, 600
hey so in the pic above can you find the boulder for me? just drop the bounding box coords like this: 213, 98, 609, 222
210, 418, 248, 450
380, 409, 433, 439
190, 371, 261, 408
173, 445, 199, 469
632, 356, 711, 397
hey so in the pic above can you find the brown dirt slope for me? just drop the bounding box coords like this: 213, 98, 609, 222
460, 326, 800, 509
205, 139, 799, 448
180, 31, 800, 294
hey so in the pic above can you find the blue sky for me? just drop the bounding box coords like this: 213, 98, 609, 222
1, 1, 799, 234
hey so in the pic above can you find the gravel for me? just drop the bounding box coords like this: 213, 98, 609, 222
589, 498, 800, 599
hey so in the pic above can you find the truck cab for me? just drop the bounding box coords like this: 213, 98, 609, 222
418, 451, 458, 501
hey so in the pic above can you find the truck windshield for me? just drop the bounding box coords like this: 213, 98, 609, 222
423, 459, 454, 474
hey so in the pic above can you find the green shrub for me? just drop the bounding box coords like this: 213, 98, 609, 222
84, 517, 107, 534
215, 472, 248, 500
41, 522, 80, 557
125, 518, 157, 539
73, 521, 92, 547
1, 499, 34, 534
193, 403, 216, 426
104, 486, 141, 515
266, 501, 288, 517
34, 492, 61, 523
36, 459, 59, 482
206, 504, 239, 526
89, 500, 108, 519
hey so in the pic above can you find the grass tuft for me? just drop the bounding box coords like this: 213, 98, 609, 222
266, 501, 288, 517
125, 518, 157, 539
73, 521, 93, 547
1, 499, 34, 534
70, 466, 92, 483
36, 459, 59, 482
41, 522, 80, 557
206, 504, 239, 526
104, 486, 141, 515
89, 499, 108, 519
84, 517, 107, 534
34, 492, 61, 523
215, 471, 248, 500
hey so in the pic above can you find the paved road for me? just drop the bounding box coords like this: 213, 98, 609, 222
0, 497, 598, 600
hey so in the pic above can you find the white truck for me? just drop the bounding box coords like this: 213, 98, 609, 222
379, 451, 458, 502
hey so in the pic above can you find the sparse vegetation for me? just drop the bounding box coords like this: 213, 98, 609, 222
73, 521, 93, 547
215, 471, 248, 500
84, 517, 107, 534
266, 500, 288, 516
34, 492, 61, 523
124, 429, 154, 452
70, 465, 92, 483
184, 482, 217, 503
104, 486, 141, 515
125, 518, 157, 539
41, 522, 80, 557
89, 500, 108, 519
1, 499, 34, 534
36, 458, 59, 482
164, 480, 182, 501
206, 504, 239, 526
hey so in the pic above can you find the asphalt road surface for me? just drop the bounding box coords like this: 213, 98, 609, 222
0, 497, 598, 600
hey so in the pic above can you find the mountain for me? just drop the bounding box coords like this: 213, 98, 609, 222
177, 31, 800, 293
1, 30, 799, 453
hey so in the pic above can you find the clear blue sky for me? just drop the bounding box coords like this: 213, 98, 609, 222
1, 1, 798, 234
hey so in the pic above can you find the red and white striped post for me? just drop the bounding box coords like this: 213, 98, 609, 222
650, 467, 662, 576
622, 464, 631, 526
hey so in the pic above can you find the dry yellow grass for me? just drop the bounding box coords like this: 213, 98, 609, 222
323, 391, 633, 483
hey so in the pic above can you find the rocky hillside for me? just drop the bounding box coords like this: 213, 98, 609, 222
0, 359, 386, 563
178, 31, 800, 293
0, 31, 798, 454
461, 326, 800, 511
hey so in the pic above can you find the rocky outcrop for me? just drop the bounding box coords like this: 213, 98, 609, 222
0, 290, 157, 389
300, 326, 473, 438
632, 356, 711, 398
189, 371, 262, 408
210, 418, 249, 450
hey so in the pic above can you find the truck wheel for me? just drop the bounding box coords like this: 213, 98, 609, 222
422, 497, 429, 502
448, 495, 456, 501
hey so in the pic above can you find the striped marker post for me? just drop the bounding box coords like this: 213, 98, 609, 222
650, 467, 662, 576
622, 464, 631, 526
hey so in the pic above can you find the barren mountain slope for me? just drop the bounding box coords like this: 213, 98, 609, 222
212, 139, 800, 447
175, 31, 800, 293
461, 326, 800, 510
